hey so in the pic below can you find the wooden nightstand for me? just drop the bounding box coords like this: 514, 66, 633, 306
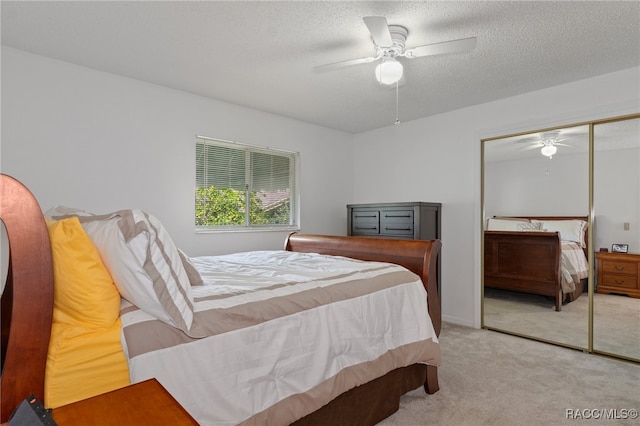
52, 379, 197, 425
596, 251, 640, 298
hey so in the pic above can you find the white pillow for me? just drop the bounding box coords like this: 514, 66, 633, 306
44, 205, 94, 220
486, 218, 530, 231
531, 219, 587, 247
78, 209, 195, 334
516, 222, 543, 231
178, 248, 204, 286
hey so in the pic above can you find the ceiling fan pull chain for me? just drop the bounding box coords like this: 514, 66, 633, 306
394, 84, 401, 125
394, 80, 400, 126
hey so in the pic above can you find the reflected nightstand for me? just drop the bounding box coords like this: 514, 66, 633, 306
596, 252, 640, 298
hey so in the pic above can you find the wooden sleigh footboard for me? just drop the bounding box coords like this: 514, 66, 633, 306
484, 230, 564, 310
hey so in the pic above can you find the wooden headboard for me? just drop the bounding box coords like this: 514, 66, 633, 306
1, 174, 54, 422
496, 215, 589, 256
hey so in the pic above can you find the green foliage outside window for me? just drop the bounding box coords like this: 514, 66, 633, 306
196, 186, 291, 227
195, 186, 245, 226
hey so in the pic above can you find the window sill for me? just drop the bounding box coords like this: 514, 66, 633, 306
195, 226, 300, 234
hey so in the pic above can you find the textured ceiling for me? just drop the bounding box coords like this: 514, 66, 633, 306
2, 1, 639, 133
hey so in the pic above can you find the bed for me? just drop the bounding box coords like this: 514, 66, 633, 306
0, 173, 442, 425
484, 216, 589, 311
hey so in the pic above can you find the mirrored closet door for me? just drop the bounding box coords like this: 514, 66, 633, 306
482, 113, 640, 362
482, 125, 590, 349
593, 116, 640, 362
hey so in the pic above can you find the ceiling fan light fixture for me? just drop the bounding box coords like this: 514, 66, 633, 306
375, 58, 403, 85
541, 144, 557, 157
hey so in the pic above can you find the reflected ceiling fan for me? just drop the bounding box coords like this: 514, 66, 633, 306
517, 130, 578, 158
313, 16, 477, 86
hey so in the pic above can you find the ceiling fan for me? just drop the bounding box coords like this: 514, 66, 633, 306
313, 16, 477, 86
517, 130, 578, 158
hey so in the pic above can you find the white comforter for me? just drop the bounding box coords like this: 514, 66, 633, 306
120, 251, 440, 425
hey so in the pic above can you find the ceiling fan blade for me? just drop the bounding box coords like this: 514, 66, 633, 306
313, 56, 377, 72
515, 136, 540, 144
519, 144, 543, 151
363, 16, 393, 47
555, 143, 575, 147
557, 135, 583, 143
404, 37, 477, 58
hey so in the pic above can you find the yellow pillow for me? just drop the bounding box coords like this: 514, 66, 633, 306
45, 320, 130, 408
47, 217, 120, 327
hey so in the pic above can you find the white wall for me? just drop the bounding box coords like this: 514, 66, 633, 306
484, 152, 590, 219
594, 147, 640, 252
1, 47, 354, 257
352, 67, 640, 328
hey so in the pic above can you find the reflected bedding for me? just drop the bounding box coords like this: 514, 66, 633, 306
560, 242, 589, 293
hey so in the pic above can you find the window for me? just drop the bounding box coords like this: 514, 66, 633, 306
195, 136, 299, 232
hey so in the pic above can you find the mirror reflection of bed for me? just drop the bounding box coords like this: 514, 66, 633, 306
484, 216, 589, 311
483, 215, 590, 348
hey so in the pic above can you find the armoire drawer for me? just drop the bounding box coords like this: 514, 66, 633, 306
351, 210, 380, 235
380, 210, 414, 236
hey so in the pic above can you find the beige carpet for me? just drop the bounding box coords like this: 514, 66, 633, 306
379, 322, 640, 426
484, 288, 640, 360
593, 294, 640, 359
